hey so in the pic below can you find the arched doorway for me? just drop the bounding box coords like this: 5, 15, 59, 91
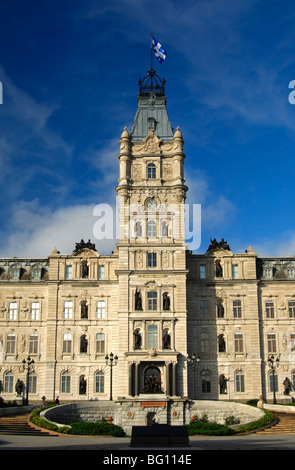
142, 366, 162, 393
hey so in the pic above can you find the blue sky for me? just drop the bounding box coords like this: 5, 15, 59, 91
1, 0, 295, 258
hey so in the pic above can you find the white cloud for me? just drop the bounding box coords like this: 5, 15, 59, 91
0, 200, 117, 258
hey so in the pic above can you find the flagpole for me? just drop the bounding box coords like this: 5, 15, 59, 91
151, 32, 153, 71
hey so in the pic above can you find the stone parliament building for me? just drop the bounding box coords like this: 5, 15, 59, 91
1, 68, 295, 409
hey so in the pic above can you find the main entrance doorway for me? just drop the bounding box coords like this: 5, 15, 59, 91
143, 366, 162, 393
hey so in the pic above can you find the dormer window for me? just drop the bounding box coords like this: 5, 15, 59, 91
264, 268, 273, 278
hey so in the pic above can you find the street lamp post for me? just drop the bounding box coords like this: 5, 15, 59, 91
187, 353, 200, 400
268, 355, 280, 404
105, 352, 118, 401
22, 356, 35, 405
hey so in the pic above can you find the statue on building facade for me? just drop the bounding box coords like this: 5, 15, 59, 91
135, 288, 143, 310
219, 374, 229, 394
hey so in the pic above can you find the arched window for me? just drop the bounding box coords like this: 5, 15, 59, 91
4, 372, 14, 393
62, 332, 72, 353
201, 370, 211, 393
95, 371, 105, 393
61, 371, 71, 393
235, 370, 245, 392
147, 163, 156, 179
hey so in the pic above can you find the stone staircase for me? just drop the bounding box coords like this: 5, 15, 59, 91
255, 412, 295, 435
0, 413, 55, 436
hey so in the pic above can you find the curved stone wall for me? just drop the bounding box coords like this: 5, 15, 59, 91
42, 399, 265, 435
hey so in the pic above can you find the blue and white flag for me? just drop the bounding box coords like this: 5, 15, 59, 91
152, 35, 167, 64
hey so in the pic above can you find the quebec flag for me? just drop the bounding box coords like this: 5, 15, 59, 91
152, 35, 167, 64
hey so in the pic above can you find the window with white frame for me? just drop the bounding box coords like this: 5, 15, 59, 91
148, 252, 157, 267
232, 264, 239, 278
6, 334, 16, 354
233, 299, 242, 318
287, 268, 295, 278
95, 371, 105, 393
267, 333, 277, 353
29, 334, 38, 354
235, 370, 245, 392
8, 302, 17, 320
147, 325, 158, 349
199, 265, 206, 279
64, 301, 73, 319
65, 265, 72, 279
31, 302, 40, 320
62, 332, 72, 353
289, 300, 295, 318
147, 162, 156, 179
97, 300, 106, 319
61, 371, 71, 393
264, 268, 273, 278
147, 220, 157, 238
98, 265, 105, 279
96, 333, 105, 353
4, 372, 14, 393
29, 373, 37, 394
147, 291, 157, 311
265, 300, 274, 318
234, 332, 244, 353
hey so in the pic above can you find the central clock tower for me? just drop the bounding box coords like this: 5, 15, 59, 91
115, 69, 188, 399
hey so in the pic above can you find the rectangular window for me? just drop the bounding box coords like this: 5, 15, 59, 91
232, 265, 239, 278
12, 270, 19, 279
267, 333, 277, 353
288, 268, 295, 278
32, 270, 40, 279
98, 265, 105, 279
234, 333, 244, 353
200, 300, 209, 319
199, 265, 206, 279
4, 374, 14, 393
65, 265, 72, 279
289, 300, 295, 318
96, 333, 105, 353
264, 268, 273, 278
233, 300, 242, 318
265, 300, 274, 319
64, 301, 73, 319
200, 332, 209, 353
8, 302, 17, 320
31, 302, 40, 320
97, 300, 106, 319
148, 325, 158, 349
147, 221, 157, 238
6, 334, 15, 354
29, 375, 37, 394
148, 252, 157, 267
63, 333, 72, 353
147, 292, 157, 311
29, 335, 38, 354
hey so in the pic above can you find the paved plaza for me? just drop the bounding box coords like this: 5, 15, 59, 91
1, 432, 295, 451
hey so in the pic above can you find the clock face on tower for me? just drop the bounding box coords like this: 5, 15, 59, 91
145, 198, 157, 211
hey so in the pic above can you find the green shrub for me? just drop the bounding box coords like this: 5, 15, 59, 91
187, 421, 235, 436
234, 409, 275, 434
70, 421, 125, 437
